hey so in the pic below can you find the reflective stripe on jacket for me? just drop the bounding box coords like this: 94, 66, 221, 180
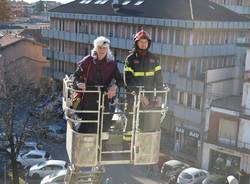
124, 51, 162, 89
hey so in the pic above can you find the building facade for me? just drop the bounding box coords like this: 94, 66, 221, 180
202, 41, 250, 178
42, 0, 250, 165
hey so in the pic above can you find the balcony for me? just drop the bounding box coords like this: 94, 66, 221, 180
176, 76, 204, 94
42, 29, 243, 58
205, 132, 250, 154
162, 71, 177, 85
43, 48, 83, 63
173, 104, 202, 124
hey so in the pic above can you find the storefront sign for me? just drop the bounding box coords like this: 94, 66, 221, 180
176, 127, 184, 133
188, 130, 200, 139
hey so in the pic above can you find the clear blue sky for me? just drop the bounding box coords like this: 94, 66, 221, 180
23, 0, 73, 4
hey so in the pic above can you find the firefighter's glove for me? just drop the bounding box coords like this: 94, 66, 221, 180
107, 84, 117, 99
140, 95, 149, 107
77, 83, 86, 91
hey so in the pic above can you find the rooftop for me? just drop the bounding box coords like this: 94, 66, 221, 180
211, 96, 242, 112
50, 0, 250, 22
0, 34, 23, 48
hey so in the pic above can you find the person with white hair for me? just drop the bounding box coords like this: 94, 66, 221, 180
72, 36, 123, 133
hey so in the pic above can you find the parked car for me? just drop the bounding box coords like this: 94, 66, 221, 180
28, 160, 67, 179
161, 160, 189, 182
40, 169, 67, 184
177, 167, 208, 184
17, 150, 52, 169
21, 141, 43, 153
202, 174, 239, 184
7, 141, 43, 154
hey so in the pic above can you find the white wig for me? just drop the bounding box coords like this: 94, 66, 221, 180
91, 36, 114, 61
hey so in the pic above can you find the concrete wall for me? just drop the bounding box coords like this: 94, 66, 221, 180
205, 67, 242, 107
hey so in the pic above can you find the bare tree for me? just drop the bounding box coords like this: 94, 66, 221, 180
0, 0, 12, 23
0, 56, 42, 184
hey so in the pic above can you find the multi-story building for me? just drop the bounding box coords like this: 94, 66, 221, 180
42, 0, 250, 165
209, 0, 250, 18
201, 39, 250, 179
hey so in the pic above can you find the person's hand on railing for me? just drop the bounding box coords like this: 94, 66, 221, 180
77, 83, 86, 90
140, 95, 149, 107
107, 84, 117, 99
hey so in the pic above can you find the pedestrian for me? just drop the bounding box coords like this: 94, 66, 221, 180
124, 29, 163, 132
72, 36, 123, 133
147, 164, 154, 177
174, 139, 180, 153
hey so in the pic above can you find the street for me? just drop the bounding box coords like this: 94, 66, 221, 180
25, 137, 166, 184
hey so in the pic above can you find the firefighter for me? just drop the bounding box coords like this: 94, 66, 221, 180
124, 30, 163, 129
122, 30, 163, 148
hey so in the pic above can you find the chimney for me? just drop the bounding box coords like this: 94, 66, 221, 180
112, 0, 121, 12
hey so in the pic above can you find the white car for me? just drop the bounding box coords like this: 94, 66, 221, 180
28, 160, 67, 179
177, 167, 208, 184
17, 150, 51, 169
40, 169, 67, 184
7, 141, 43, 154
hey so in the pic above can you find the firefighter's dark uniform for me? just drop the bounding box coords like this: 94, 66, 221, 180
123, 30, 163, 143
123, 50, 163, 138
124, 51, 162, 90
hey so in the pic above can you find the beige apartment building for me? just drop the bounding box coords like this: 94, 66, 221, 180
42, 0, 250, 165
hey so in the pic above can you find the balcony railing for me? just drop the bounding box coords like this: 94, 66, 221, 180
205, 133, 250, 154
42, 29, 242, 58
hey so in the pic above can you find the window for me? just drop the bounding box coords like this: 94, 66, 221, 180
194, 95, 202, 110
51, 165, 63, 170
187, 94, 192, 107
27, 154, 42, 159
134, 0, 144, 5
219, 119, 237, 145
122, 0, 131, 5
99, 0, 109, 4
178, 91, 185, 105
94, 0, 102, 4
194, 173, 200, 178
80, 0, 92, 3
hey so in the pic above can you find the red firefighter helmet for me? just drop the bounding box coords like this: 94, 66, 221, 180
133, 30, 151, 42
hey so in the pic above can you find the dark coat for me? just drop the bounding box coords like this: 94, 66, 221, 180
124, 50, 162, 91
74, 55, 123, 87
